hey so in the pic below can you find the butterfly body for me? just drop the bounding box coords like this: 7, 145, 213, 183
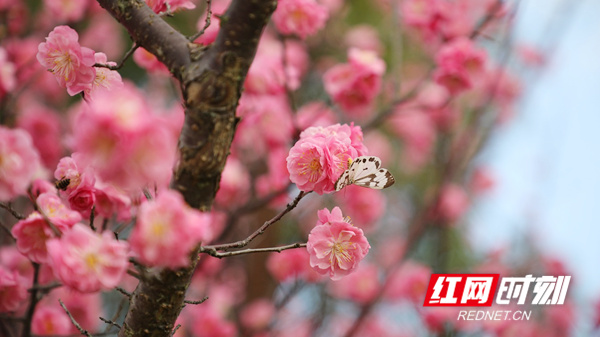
335, 156, 395, 191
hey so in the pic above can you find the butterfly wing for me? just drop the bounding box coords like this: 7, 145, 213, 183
350, 156, 395, 190
334, 169, 352, 191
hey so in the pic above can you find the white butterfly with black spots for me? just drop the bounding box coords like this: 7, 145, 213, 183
335, 156, 395, 191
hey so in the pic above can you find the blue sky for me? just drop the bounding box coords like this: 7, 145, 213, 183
469, 0, 600, 313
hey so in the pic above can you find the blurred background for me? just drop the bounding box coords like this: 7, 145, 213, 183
470, 0, 600, 334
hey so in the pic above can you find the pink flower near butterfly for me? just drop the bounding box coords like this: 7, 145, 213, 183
46, 224, 129, 292
130, 191, 213, 269
0, 126, 42, 200
287, 124, 367, 195
307, 207, 370, 280
36, 25, 96, 96
272, 0, 329, 39
334, 185, 385, 231
0, 265, 28, 313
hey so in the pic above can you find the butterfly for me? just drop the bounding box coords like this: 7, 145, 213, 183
334, 156, 395, 191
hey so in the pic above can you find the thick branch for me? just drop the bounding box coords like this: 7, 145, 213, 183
95, 0, 191, 77
100, 1, 277, 337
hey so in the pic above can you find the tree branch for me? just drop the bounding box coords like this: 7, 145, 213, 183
201, 242, 307, 258
202, 191, 309, 251
94, 1, 278, 337
95, 0, 191, 77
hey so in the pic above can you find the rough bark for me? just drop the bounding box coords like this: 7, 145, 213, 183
95, 1, 276, 336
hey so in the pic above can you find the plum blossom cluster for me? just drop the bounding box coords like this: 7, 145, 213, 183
71, 83, 178, 192
401, 0, 507, 43
306, 207, 371, 280
272, 0, 329, 39
286, 123, 368, 195
433, 37, 488, 94
37, 25, 122, 98
323, 48, 386, 119
130, 191, 214, 269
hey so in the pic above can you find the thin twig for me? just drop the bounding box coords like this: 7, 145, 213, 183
202, 191, 309, 252
94, 44, 139, 70
171, 324, 181, 336
59, 299, 93, 337
89, 206, 96, 232
0, 202, 24, 220
28, 282, 61, 294
115, 287, 132, 298
201, 242, 307, 258
21, 263, 40, 337
183, 296, 209, 305
99, 317, 122, 330
104, 297, 128, 334
189, 0, 213, 41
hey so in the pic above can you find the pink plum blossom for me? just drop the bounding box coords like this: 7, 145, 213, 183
255, 147, 292, 208
328, 263, 380, 304
0, 126, 42, 200
0, 265, 28, 313
43, 0, 89, 23
266, 248, 322, 283
287, 123, 367, 194
215, 156, 251, 208
306, 207, 371, 280
0, 47, 16, 98
145, 0, 195, 14
43, 287, 101, 333
37, 192, 82, 228
71, 83, 177, 192
272, 0, 329, 39
189, 306, 237, 337
295, 101, 338, 130
239, 299, 275, 331
323, 49, 385, 119
84, 52, 123, 100
67, 184, 96, 216
36, 25, 96, 96
94, 181, 132, 221
436, 183, 469, 223
46, 224, 130, 292
16, 104, 63, 169
31, 305, 72, 336
389, 109, 436, 172
383, 260, 432, 303
433, 37, 487, 94
133, 47, 169, 74
11, 212, 65, 264
235, 94, 294, 156
130, 191, 213, 269
334, 185, 385, 231
469, 166, 495, 194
